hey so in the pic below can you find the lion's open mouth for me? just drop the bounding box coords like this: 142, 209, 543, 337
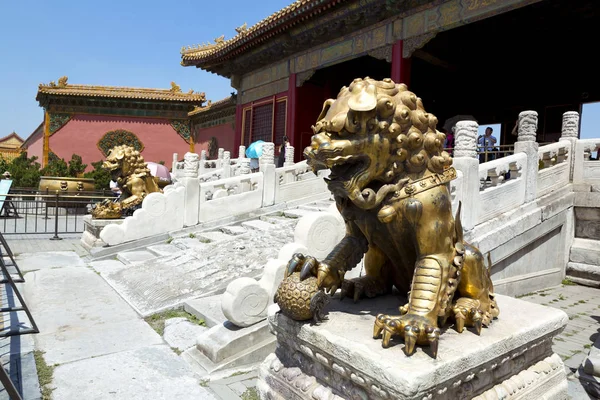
324, 156, 368, 183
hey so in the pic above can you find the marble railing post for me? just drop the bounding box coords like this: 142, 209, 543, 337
217, 148, 224, 168
284, 145, 295, 167
182, 152, 200, 226
452, 121, 480, 231
260, 142, 276, 206
238, 145, 246, 161
514, 111, 539, 202
560, 111, 580, 181
171, 153, 178, 178
223, 151, 231, 178
199, 150, 207, 174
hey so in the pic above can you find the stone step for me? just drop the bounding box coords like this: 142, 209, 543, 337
282, 208, 315, 219
298, 204, 327, 212
570, 238, 600, 265
196, 231, 236, 243
181, 320, 276, 377
170, 238, 207, 251
241, 220, 278, 231
184, 295, 227, 328
116, 250, 156, 265
220, 225, 248, 236
566, 262, 600, 287
259, 215, 294, 224
146, 244, 183, 257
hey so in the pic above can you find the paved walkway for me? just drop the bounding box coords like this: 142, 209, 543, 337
0, 236, 598, 399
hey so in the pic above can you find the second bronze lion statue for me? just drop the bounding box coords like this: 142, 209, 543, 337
277, 77, 499, 358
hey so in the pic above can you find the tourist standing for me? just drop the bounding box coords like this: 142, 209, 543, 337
277, 136, 289, 168
478, 127, 497, 162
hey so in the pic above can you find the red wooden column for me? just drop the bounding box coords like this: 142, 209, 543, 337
391, 40, 412, 87
287, 73, 298, 161
234, 103, 243, 157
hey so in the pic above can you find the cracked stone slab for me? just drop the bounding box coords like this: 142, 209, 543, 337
221, 225, 248, 235
163, 317, 209, 352
171, 238, 207, 251
117, 250, 156, 265
16, 251, 85, 272
102, 222, 295, 316
196, 231, 236, 243
23, 266, 162, 365
147, 244, 183, 257
51, 345, 218, 400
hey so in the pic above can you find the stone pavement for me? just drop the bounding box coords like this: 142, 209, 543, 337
0, 235, 598, 399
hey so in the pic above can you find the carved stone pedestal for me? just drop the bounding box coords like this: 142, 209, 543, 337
80, 215, 125, 250
257, 294, 569, 400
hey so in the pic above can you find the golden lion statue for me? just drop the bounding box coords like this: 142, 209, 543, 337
91, 145, 160, 219
278, 77, 499, 358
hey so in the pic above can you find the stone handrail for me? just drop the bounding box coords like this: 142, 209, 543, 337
538, 140, 570, 169
478, 152, 526, 189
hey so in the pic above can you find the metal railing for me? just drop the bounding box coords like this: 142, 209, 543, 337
0, 190, 113, 238
445, 143, 554, 163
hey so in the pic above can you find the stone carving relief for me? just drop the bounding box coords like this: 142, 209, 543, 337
518, 111, 538, 142
561, 111, 579, 138
454, 121, 479, 158
260, 142, 275, 165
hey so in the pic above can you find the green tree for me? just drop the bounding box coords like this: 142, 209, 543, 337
6, 153, 42, 188
67, 154, 87, 177
41, 152, 68, 177
84, 161, 112, 190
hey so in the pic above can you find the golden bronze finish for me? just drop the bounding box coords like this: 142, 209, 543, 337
91, 145, 161, 219
277, 77, 499, 358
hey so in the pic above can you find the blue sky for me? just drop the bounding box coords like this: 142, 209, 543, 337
2, 0, 600, 142
0, 0, 290, 139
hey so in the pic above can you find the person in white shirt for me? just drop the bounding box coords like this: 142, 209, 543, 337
478, 127, 497, 162
110, 180, 121, 198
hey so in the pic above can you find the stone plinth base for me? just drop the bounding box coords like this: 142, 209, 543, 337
257, 294, 569, 400
80, 215, 125, 250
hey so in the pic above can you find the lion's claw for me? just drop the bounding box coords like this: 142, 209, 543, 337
373, 313, 441, 358
453, 297, 490, 335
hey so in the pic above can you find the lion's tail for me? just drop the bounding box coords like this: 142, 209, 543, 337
454, 201, 463, 244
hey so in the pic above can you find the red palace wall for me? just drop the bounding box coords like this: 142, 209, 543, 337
49, 114, 190, 171
26, 135, 44, 162
195, 123, 236, 156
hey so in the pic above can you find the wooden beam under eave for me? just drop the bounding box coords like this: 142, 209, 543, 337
413, 49, 456, 71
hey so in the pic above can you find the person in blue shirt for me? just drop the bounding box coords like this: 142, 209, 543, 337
478, 127, 497, 162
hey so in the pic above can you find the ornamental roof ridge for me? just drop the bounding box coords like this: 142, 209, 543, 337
37, 76, 206, 103
180, 0, 341, 65
188, 94, 236, 116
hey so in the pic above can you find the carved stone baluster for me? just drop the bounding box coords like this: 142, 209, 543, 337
217, 148, 224, 168
260, 142, 275, 167
515, 111, 539, 202
509, 162, 520, 180
452, 120, 479, 231
223, 151, 231, 178
557, 147, 568, 164
561, 111, 579, 139
182, 152, 200, 226
488, 169, 500, 187
284, 145, 295, 167
239, 158, 251, 175
560, 111, 578, 180
239, 145, 246, 160
199, 150, 207, 174
171, 153, 178, 178
541, 151, 553, 169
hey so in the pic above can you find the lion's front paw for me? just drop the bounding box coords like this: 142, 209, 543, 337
284, 253, 343, 295
373, 313, 441, 358
452, 297, 493, 335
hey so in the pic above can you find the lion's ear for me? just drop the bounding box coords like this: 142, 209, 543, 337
316, 99, 335, 125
